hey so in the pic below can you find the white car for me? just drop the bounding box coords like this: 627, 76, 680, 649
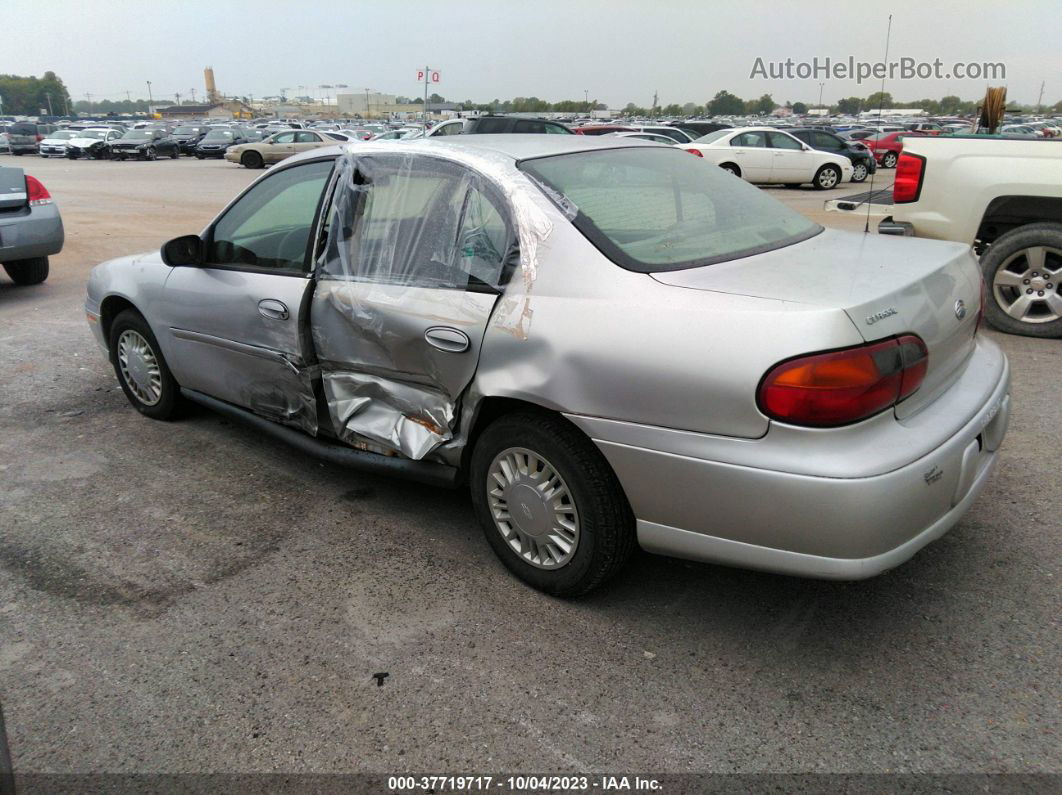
680, 127, 853, 190
38, 130, 80, 157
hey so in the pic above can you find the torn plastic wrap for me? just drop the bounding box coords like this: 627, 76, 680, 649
311, 145, 555, 460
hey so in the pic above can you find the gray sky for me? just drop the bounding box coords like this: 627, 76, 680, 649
7, 0, 1061, 107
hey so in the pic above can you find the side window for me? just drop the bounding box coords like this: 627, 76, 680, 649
207, 159, 334, 273
296, 131, 319, 143
731, 132, 765, 147
274, 131, 296, 144
456, 188, 512, 287
767, 132, 802, 150
436, 122, 464, 136
545, 123, 571, 135
813, 132, 842, 150
473, 118, 508, 134
513, 120, 546, 134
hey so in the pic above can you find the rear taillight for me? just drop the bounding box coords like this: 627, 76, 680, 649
893, 153, 926, 203
757, 335, 928, 427
686, 148, 703, 157
26, 175, 52, 206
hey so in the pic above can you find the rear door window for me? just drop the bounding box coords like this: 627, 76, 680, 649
731, 131, 766, 147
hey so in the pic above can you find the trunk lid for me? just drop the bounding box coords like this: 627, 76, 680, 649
650, 228, 982, 419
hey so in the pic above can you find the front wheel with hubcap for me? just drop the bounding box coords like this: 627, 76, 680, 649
851, 162, 869, 183
109, 309, 182, 419
470, 411, 635, 596
813, 164, 841, 190
981, 223, 1062, 338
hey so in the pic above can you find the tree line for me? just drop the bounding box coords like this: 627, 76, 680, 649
0, 72, 73, 115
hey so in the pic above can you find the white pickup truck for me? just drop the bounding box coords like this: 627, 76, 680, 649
879, 136, 1062, 338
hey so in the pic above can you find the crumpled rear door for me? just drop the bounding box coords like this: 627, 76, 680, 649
310, 153, 515, 460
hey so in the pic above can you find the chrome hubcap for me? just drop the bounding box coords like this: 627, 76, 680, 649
487, 447, 580, 569
117, 330, 163, 405
853, 164, 867, 180
992, 245, 1062, 323
819, 169, 838, 188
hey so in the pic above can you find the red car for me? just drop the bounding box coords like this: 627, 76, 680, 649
862, 131, 926, 169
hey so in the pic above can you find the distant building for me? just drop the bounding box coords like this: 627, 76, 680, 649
158, 101, 254, 120
860, 108, 929, 118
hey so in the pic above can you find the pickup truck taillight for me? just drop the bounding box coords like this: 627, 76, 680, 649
757, 336, 928, 427
893, 153, 926, 203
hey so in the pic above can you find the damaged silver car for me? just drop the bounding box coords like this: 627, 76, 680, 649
86, 136, 1010, 595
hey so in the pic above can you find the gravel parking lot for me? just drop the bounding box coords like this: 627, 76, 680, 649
1, 156, 1059, 779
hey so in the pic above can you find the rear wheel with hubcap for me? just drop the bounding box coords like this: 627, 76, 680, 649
241, 151, 264, 169
882, 151, 898, 168
470, 411, 635, 596
144, 147, 157, 161
109, 309, 182, 419
981, 223, 1062, 338
719, 163, 740, 177
851, 162, 868, 182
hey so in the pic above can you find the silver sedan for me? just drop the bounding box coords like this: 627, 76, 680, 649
85, 137, 1009, 595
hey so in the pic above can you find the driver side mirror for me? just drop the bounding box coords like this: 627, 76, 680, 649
161, 234, 203, 267
801, 144, 812, 151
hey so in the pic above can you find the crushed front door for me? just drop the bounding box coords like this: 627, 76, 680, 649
310, 153, 516, 459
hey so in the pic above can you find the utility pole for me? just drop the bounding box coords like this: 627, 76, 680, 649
818, 82, 825, 108
146, 80, 153, 113
190, 88, 196, 104
584, 89, 589, 115
126, 90, 131, 102
44, 91, 53, 116
365, 88, 371, 119
63, 94, 70, 116
175, 92, 182, 106
1037, 81, 1045, 113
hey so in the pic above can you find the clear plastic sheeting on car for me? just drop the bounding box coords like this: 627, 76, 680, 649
311, 144, 555, 460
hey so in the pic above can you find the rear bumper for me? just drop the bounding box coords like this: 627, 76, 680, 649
567, 337, 1010, 579
878, 216, 915, 236
0, 203, 64, 262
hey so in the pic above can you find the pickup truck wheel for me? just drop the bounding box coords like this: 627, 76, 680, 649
851, 162, 869, 182
813, 164, 841, 190
882, 151, 899, 168
981, 224, 1062, 338
2, 257, 49, 285
109, 310, 182, 419
470, 411, 635, 596
241, 151, 264, 169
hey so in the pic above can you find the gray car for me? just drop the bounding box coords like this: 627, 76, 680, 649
84, 137, 1010, 595
0, 166, 64, 284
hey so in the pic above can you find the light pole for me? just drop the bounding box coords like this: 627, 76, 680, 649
584, 89, 589, 115
818, 82, 824, 109
364, 88, 371, 119
146, 80, 153, 113
44, 91, 53, 116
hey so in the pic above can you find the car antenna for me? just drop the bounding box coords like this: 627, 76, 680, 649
865, 13, 893, 234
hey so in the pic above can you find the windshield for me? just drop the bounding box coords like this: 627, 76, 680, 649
50, 131, 78, 140
174, 126, 198, 134
203, 131, 234, 141
519, 147, 821, 272
122, 131, 152, 140
693, 129, 730, 144
79, 130, 106, 139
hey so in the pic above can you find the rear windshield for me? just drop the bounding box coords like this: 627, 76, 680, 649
203, 131, 234, 140
122, 131, 152, 140
519, 147, 821, 272
693, 129, 730, 144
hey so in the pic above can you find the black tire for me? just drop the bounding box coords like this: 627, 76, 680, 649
851, 162, 869, 183
169, 148, 179, 159
108, 309, 182, 420
719, 162, 741, 177
882, 151, 898, 168
241, 151, 264, 169
144, 147, 157, 161
195, 154, 204, 160
2, 257, 49, 285
470, 411, 635, 596
980, 223, 1062, 338
813, 164, 841, 190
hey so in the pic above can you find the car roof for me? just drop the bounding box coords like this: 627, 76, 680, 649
278, 134, 661, 171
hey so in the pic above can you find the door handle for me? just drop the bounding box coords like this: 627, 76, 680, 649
258, 299, 289, 320
424, 326, 470, 353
